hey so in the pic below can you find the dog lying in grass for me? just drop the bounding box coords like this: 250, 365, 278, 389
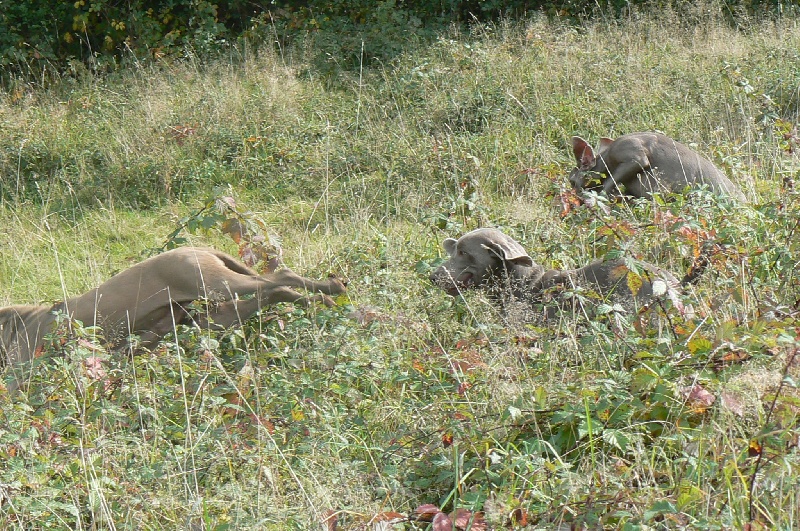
569, 133, 747, 201
1, 247, 346, 388
430, 228, 688, 321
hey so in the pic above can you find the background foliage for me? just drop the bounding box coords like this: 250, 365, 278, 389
1, 0, 798, 81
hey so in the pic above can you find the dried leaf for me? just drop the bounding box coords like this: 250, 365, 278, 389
679, 384, 716, 411
221, 218, 246, 243
559, 190, 583, 217
348, 306, 385, 326
217, 195, 237, 209
450, 359, 476, 374
720, 391, 746, 417
451, 509, 487, 530
83, 356, 106, 381
442, 432, 454, 447
609, 263, 630, 282
432, 511, 454, 531
240, 246, 257, 267
413, 504, 441, 522
321, 509, 338, 531
456, 382, 472, 396
720, 348, 751, 363
509, 507, 528, 526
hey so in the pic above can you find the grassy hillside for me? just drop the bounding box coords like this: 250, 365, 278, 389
1, 6, 800, 529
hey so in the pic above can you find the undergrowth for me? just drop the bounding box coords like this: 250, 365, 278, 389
1, 5, 800, 530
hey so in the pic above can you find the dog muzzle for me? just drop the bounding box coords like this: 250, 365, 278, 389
432, 270, 474, 297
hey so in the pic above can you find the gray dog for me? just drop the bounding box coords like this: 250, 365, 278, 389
430, 228, 686, 320
1, 247, 346, 388
569, 132, 747, 201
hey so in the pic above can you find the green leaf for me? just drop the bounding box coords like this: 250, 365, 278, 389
602, 429, 629, 451
644, 500, 677, 521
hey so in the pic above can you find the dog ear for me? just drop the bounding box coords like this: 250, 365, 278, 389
482, 235, 533, 267
571, 136, 595, 170
443, 238, 458, 256
597, 137, 614, 154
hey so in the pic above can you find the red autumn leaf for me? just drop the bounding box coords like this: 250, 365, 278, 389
433, 511, 454, 531
559, 189, 583, 217
450, 359, 476, 374
413, 504, 441, 522
455, 339, 473, 350
442, 432, 454, 447
452, 509, 487, 530
720, 348, 751, 363
679, 384, 716, 411
221, 218, 246, 243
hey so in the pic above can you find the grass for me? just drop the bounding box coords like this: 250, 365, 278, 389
1, 5, 800, 529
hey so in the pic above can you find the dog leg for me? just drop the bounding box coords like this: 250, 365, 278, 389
261, 269, 347, 296
191, 287, 335, 330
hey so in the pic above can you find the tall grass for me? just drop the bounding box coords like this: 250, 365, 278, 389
1, 5, 800, 529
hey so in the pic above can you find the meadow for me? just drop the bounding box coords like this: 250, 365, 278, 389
1, 5, 799, 529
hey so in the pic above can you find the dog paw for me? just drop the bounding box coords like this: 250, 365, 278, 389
327, 275, 349, 292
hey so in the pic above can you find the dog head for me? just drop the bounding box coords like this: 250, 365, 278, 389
569, 136, 613, 192
430, 228, 533, 296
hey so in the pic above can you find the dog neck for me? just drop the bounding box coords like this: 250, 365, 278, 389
485, 261, 546, 301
